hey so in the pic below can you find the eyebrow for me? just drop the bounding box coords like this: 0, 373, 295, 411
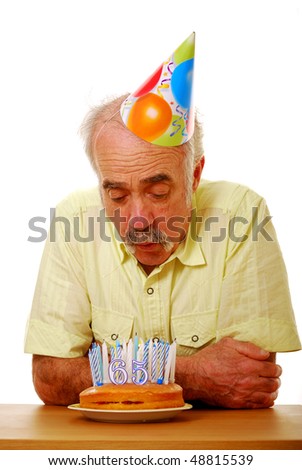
141, 173, 172, 185
102, 180, 127, 190
102, 173, 172, 190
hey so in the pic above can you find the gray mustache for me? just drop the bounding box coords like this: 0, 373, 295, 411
125, 227, 173, 250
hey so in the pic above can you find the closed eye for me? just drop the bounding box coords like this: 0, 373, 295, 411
111, 196, 126, 202
108, 189, 127, 202
147, 182, 170, 200
151, 193, 168, 199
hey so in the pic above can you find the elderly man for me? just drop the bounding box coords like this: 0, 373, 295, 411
25, 35, 301, 408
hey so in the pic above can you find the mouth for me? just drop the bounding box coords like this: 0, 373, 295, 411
135, 242, 159, 250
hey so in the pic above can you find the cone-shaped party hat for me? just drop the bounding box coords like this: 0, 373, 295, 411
120, 32, 195, 146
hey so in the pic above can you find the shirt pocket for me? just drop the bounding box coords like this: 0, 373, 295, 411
91, 305, 134, 345
171, 311, 217, 355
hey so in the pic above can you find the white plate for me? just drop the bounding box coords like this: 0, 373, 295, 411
68, 403, 192, 423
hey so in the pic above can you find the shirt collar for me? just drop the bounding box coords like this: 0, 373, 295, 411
173, 227, 206, 267
172, 193, 206, 267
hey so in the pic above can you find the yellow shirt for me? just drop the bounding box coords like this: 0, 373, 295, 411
24, 180, 301, 357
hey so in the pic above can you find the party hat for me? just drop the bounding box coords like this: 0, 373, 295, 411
120, 32, 195, 146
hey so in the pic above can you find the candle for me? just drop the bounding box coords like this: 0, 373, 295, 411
96, 343, 103, 385
169, 340, 177, 383
134, 333, 139, 361
151, 339, 158, 383
122, 339, 127, 363
94, 343, 103, 385
88, 349, 96, 385
148, 337, 153, 380
163, 343, 172, 384
137, 343, 143, 363
142, 339, 149, 369
110, 344, 115, 360
115, 339, 122, 383
136, 341, 144, 383
88, 343, 102, 386
157, 340, 165, 384
126, 339, 133, 383
102, 341, 109, 383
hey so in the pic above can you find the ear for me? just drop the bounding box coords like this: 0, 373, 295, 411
192, 156, 205, 192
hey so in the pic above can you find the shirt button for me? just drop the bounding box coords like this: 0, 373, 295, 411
111, 333, 118, 341
147, 287, 154, 295
191, 335, 199, 343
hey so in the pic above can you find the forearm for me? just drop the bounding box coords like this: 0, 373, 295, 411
32, 354, 92, 406
175, 354, 212, 403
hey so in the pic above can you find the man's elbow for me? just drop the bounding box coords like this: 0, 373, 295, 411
32, 354, 66, 406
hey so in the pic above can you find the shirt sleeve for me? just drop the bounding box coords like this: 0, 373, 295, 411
24, 197, 93, 358
216, 188, 301, 352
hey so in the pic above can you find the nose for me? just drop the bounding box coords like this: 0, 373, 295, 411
129, 198, 153, 231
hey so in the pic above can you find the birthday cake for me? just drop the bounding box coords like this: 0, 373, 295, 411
80, 337, 185, 410
80, 382, 184, 410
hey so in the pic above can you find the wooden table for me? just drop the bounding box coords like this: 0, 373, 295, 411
0, 404, 301, 450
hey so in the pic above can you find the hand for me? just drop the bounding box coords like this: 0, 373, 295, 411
176, 337, 282, 409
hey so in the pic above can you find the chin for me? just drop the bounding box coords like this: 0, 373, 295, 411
134, 245, 175, 267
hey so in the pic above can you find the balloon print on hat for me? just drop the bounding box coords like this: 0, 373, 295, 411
120, 32, 196, 147
127, 93, 172, 142
171, 59, 194, 109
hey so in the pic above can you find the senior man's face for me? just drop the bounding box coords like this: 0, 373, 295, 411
95, 125, 201, 274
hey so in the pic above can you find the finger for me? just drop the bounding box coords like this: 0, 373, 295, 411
258, 362, 282, 378
239, 374, 281, 394
227, 388, 279, 409
246, 390, 279, 409
253, 377, 281, 393
224, 337, 270, 360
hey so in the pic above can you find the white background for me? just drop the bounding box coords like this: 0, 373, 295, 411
0, 0, 301, 405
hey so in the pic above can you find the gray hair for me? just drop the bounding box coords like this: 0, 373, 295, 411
79, 94, 204, 194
